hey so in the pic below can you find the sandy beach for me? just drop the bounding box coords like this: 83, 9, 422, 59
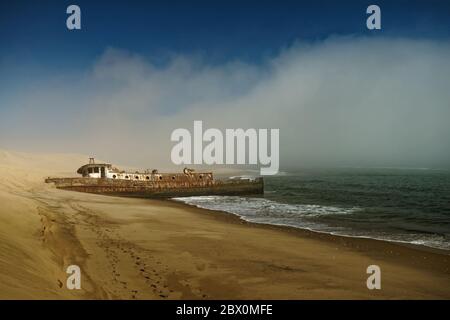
0, 149, 449, 299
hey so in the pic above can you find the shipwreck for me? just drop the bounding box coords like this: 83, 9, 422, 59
45, 158, 264, 198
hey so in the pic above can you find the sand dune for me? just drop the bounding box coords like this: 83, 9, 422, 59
0, 148, 449, 299
0, 149, 87, 298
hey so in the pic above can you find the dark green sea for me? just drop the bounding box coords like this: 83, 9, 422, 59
175, 168, 450, 250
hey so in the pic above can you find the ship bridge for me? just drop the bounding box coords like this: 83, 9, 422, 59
77, 158, 112, 178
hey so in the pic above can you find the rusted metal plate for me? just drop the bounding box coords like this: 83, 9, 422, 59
45, 177, 264, 198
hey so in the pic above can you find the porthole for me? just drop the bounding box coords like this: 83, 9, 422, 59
125, 176, 129, 179
172, 176, 175, 180
135, 176, 139, 180
112, 175, 117, 179
146, 176, 150, 180
159, 176, 163, 180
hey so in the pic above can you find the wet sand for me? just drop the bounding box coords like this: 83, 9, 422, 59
0, 149, 449, 299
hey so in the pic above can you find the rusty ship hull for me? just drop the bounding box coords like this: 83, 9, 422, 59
45, 177, 264, 198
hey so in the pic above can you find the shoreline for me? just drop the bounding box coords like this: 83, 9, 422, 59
167, 198, 449, 256
162, 199, 450, 274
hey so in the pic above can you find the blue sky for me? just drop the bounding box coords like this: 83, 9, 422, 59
1, 0, 449, 100
1, 0, 449, 70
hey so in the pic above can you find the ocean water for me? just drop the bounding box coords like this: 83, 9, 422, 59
174, 168, 450, 250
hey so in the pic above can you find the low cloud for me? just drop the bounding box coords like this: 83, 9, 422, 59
1, 36, 450, 170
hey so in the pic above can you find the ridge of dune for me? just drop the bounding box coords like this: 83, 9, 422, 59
0, 148, 93, 298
